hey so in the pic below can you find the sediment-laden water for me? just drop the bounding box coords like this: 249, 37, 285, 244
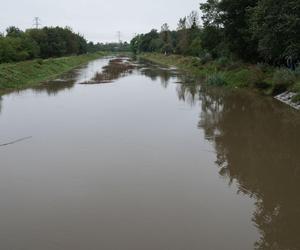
0, 57, 299, 250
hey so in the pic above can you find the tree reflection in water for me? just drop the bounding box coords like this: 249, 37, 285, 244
197, 87, 300, 250
176, 76, 202, 106
138, 59, 180, 89
31, 69, 80, 96
147, 64, 300, 249
32, 80, 76, 96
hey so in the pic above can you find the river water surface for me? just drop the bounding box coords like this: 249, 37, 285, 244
0, 57, 299, 250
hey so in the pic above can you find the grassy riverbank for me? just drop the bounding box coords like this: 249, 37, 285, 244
0, 52, 107, 91
140, 53, 300, 100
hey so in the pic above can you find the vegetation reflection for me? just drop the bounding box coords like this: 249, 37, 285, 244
81, 58, 135, 84
146, 64, 300, 250
197, 87, 300, 250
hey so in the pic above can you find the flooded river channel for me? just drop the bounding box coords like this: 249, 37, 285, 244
0, 57, 299, 250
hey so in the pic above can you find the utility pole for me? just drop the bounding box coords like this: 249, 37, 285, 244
117, 31, 121, 44
33, 17, 41, 29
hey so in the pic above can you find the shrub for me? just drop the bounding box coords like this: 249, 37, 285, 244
272, 68, 296, 94
291, 94, 300, 103
216, 57, 232, 68
226, 61, 243, 71
224, 68, 265, 88
36, 59, 43, 65
273, 68, 296, 86
233, 69, 252, 87
291, 82, 300, 93
256, 63, 270, 73
295, 65, 300, 77
199, 53, 212, 65
207, 72, 227, 86
247, 67, 266, 88
190, 57, 202, 67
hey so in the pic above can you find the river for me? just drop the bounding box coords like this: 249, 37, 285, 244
0, 56, 299, 250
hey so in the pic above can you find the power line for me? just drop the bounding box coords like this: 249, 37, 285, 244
33, 17, 41, 29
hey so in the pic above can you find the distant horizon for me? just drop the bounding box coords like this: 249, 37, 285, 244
1, 0, 204, 43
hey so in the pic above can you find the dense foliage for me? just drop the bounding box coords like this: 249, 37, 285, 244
131, 0, 300, 66
0, 26, 87, 63
87, 42, 130, 53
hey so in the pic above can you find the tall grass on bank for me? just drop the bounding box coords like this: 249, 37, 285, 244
139, 53, 300, 100
0, 52, 106, 90
207, 72, 227, 86
271, 68, 297, 95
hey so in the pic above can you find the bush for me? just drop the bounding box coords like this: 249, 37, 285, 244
256, 63, 271, 73
295, 65, 300, 78
36, 59, 43, 65
190, 57, 202, 67
272, 68, 296, 94
247, 67, 266, 87
199, 53, 212, 65
216, 57, 232, 68
291, 82, 300, 93
292, 94, 300, 103
230, 69, 252, 87
273, 68, 296, 86
207, 72, 227, 86
226, 61, 243, 71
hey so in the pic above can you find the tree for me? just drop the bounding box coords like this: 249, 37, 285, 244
249, 0, 300, 64
176, 17, 189, 54
6, 26, 23, 38
200, 0, 221, 27
200, 0, 227, 58
187, 36, 202, 56
187, 11, 200, 29
160, 23, 173, 54
129, 0, 299, 66
0, 26, 88, 63
130, 35, 143, 54
218, 0, 259, 61
177, 17, 187, 31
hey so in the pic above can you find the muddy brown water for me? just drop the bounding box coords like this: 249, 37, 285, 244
0, 57, 299, 250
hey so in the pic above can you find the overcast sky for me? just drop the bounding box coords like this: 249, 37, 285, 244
0, 0, 204, 43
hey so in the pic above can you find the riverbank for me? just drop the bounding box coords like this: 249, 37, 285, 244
139, 53, 300, 107
0, 52, 107, 91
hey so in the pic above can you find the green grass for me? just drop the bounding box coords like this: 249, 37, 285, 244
292, 94, 300, 103
0, 52, 107, 91
291, 81, 300, 103
207, 72, 227, 86
139, 53, 300, 98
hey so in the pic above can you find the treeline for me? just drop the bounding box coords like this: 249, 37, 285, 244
0, 26, 87, 63
87, 42, 130, 53
131, 0, 300, 66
